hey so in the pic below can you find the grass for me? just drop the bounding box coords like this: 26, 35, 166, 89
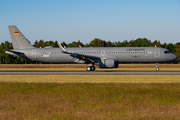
0, 74, 180, 119
0, 82, 180, 119
0, 64, 180, 71
0, 75, 180, 83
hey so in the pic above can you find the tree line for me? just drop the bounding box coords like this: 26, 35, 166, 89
0, 38, 180, 64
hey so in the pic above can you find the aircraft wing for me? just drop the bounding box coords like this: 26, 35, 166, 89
57, 42, 104, 63
68, 52, 100, 61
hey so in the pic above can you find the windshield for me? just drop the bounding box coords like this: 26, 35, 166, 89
164, 50, 171, 54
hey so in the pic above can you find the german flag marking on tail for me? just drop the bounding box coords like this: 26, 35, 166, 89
14, 32, 19, 35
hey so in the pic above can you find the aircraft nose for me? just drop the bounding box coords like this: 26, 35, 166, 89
172, 54, 178, 61
175, 54, 178, 60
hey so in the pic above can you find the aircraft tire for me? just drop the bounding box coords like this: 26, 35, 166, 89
91, 66, 95, 71
86, 66, 91, 71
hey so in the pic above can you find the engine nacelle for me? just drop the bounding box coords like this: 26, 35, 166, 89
98, 59, 119, 68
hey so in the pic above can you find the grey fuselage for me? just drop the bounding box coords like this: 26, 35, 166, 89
7, 47, 177, 64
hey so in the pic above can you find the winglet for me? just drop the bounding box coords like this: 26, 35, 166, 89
57, 42, 66, 52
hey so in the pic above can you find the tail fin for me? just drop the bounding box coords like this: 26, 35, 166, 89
8, 26, 34, 49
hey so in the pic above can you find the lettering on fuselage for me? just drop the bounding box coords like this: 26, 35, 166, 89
41, 55, 50, 57
126, 49, 145, 51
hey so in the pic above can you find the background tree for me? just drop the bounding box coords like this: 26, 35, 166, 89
134, 38, 151, 47
0, 41, 14, 64
175, 42, 180, 47
0, 43, 5, 64
121, 40, 128, 47
127, 40, 134, 47
74, 40, 84, 47
167, 43, 175, 53
114, 41, 122, 47
151, 40, 162, 47
67, 41, 77, 47
54, 41, 59, 47
175, 45, 180, 62
48, 41, 55, 47
61, 41, 67, 47
33, 40, 39, 47
38, 40, 45, 48
106, 41, 114, 47
162, 43, 168, 48
88, 38, 107, 47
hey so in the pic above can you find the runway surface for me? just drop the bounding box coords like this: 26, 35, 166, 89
0, 70, 180, 75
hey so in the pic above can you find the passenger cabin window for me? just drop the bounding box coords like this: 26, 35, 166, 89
164, 51, 170, 54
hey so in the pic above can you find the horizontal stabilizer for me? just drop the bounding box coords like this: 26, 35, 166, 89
5, 50, 23, 54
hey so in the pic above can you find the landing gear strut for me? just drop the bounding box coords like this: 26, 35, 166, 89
86, 66, 95, 71
156, 63, 159, 71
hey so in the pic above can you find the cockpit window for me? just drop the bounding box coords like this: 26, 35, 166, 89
164, 51, 170, 54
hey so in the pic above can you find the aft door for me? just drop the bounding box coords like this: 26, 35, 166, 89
32, 49, 36, 58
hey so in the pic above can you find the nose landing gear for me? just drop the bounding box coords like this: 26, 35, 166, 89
156, 63, 159, 71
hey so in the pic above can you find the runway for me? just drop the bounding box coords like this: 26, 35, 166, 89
0, 70, 180, 75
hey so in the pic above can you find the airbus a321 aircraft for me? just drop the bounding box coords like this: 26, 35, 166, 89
5, 26, 177, 71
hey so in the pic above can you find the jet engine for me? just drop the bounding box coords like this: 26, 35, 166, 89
98, 58, 119, 68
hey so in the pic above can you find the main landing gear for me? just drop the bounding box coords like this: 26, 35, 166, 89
86, 66, 95, 71
156, 63, 159, 71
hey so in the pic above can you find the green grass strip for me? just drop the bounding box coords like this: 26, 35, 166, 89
0, 75, 179, 83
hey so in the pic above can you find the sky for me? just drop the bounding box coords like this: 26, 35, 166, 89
0, 0, 180, 45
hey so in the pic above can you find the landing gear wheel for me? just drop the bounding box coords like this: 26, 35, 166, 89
86, 66, 96, 71
155, 63, 159, 71
86, 66, 91, 71
90, 66, 95, 71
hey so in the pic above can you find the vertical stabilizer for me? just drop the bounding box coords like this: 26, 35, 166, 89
8, 26, 34, 49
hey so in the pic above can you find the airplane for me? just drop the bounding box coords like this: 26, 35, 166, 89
5, 26, 177, 71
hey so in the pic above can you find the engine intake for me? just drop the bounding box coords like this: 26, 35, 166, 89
98, 58, 119, 68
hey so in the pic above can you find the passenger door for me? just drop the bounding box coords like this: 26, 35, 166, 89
155, 48, 160, 57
